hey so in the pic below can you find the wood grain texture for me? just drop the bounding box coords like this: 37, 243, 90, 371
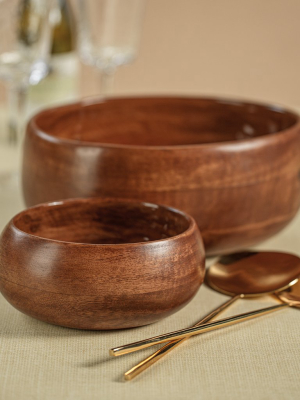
22, 97, 300, 255
0, 198, 205, 330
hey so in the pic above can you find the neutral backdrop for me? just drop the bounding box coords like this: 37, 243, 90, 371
1, 0, 299, 109
80, 0, 300, 108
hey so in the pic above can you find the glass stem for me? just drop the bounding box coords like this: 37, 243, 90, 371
7, 83, 28, 147
100, 68, 115, 97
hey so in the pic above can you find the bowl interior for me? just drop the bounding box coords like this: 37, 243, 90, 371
13, 199, 191, 244
34, 97, 299, 146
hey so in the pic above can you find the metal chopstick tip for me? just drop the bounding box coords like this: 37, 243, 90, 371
109, 348, 118, 357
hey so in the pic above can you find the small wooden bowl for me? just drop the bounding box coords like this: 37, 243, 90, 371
0, 198, 205, 330
22, 97, 300, 254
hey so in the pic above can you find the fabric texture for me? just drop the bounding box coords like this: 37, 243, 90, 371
0, 148, 300, 400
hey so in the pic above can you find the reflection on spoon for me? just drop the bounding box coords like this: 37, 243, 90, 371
205, 251, 300, 297
277, 281, 300, 308
115, 251, 300, 373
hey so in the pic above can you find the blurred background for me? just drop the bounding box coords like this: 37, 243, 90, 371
1, 0, 300, 111
81, 0, 300, 107
0, 0, 300, 179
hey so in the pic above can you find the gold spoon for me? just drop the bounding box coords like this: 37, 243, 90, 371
110, 251, 300, 366
122, 251, 300, 379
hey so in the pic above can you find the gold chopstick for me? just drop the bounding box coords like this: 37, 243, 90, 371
110, 303, 287, 357
124, 295, 239, 380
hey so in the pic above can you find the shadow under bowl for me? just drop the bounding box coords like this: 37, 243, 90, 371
0, 198, 205, 330
22, 96, 300, 255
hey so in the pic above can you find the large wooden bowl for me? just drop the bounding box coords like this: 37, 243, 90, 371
22, 97, 300, 255
0, 198, 205, 330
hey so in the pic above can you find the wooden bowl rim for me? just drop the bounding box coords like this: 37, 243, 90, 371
10, 197, 198, 247
28, 95, 300, 150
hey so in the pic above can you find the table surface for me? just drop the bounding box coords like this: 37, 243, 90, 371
0, 141, 299, 400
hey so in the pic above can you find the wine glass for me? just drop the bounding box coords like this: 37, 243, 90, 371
0, 0, 54, 146
75, 0, 146, 96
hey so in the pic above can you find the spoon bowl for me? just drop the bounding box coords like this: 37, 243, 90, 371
206, 251, 300, 297
277, 281, 300, 307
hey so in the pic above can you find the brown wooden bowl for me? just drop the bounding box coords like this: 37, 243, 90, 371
0, 198, 205, 330
22, 97, 300, 255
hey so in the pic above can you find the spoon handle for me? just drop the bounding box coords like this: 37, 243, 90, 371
110, 303, 288, 357
124, 294, 240, 380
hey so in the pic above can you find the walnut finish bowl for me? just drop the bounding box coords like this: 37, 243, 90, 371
22, 97, 300, 255
0, 198, 205, 330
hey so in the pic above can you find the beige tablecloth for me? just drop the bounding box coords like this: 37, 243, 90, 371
0, 143, 299, 400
